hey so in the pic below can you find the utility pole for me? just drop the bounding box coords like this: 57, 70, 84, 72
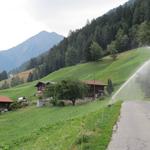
93, 73, 96, 100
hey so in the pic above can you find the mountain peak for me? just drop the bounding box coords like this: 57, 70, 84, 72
38, 30, 50, 35
35, 31, 64, 40
0, 31, 64, 71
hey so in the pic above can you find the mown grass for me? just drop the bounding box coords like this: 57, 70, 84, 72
0, 47, 150, 100
0, 48, 147, 149
0, 100, 121, 150
0, 100, 108, 147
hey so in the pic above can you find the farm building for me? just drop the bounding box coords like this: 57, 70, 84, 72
83, 80, 107, 98
0, 96, 13, 111
35, 80, 106, 98
35, 81, 56, 95
35, 81, 48, 92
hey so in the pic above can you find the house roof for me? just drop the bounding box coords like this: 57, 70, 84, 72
0, 96, 13, 103
35, 81, 56, 87
35, 81, 46, 87
83, 80, 107, 86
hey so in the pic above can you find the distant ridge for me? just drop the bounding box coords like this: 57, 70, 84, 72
0, 31, 64, 71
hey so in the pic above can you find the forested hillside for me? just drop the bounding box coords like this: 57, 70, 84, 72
26, 0, 150, 80
1, 47, 150, 100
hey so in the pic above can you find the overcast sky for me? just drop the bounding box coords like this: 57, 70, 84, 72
0, 0, 128, 50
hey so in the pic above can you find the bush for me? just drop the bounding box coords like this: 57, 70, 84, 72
38, 96, 43, 100
30, 101, 37, 106
57, 101, 65, 107
9, 101, 29, 110
0, 144, 10, 150
75, 134, 91, 145
9, 101, 22, 110
99, 96, 105, 101
50, 99, 65, 107
50, 99, 57, 106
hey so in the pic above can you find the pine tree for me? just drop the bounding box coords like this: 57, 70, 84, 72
89, 41, 103, 61
0, 70, 8, 81
107, 79, 114, 96
107, 41, 118, 60
137, 21, 150, 46
65, 47, 78, 66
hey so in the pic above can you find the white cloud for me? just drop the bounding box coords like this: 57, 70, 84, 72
0, 0, 128, 50
25, 0, 128, 36
0, 0, 50, 50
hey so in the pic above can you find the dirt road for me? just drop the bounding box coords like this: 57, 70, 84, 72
108, 101, 150, 150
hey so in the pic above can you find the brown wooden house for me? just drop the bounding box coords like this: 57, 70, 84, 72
83, 80, 107, 98
0, 96, 13, 111
35, 81, 55, 95
35, 82, 48, 92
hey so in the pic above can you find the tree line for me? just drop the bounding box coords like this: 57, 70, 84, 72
0, 69, 26, 90
0, 71, 8, 81
0, 76, 24, 90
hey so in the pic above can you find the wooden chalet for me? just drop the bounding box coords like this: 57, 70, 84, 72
83, 80, 107, 98
35, 81, 48, 92
35, 81, 55, 95
35, 80, 106, 98
0, 96, 13, 111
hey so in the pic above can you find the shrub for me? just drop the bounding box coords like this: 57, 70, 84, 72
57, 101, 65, 107
50, 99, 65, 107
9, 101, 21, 110
50, 99, 57, 106
75, 134, 91, 145
9, 101, 29, 110
99, 96, 105, 101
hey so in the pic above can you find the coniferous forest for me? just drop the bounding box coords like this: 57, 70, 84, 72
25, 0, 150, 81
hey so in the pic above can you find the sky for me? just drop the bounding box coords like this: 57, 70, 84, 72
0, 0, 128, 50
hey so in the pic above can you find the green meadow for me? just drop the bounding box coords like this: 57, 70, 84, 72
0, 47, 150, 100
0, 48, 150, 149
0, 100, 121, 150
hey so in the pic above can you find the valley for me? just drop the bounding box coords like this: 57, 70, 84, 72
0, 47, 150, 100
0, 0, 150, 149
0, 47, 150, 149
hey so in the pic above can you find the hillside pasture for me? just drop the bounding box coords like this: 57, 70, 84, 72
0, 100, 121, 150
0, 48, 149, 100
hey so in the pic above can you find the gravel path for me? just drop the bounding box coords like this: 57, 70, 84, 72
108, 101, 150, 150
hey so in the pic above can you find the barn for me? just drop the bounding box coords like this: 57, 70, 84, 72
0, 96, 13, 111
35, 81, 48, 92
83, 80, 107, 98
35, 81, 56, 96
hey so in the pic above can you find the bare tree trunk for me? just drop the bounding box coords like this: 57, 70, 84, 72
72, 99, 76, 106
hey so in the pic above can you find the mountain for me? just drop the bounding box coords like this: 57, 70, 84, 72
0, 31, 64, 71
127, 0, 136, 5
24, 0, 150, 80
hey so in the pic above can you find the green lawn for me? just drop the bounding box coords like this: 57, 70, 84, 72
0, 47, 150, 100
0, 100, 121, 150
0, 47, 149, 149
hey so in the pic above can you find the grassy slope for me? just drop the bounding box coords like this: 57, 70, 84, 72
0, 100, 121, 150
0, 69, 33, 87
0, 48, 149, 149
0, 47, 150, 100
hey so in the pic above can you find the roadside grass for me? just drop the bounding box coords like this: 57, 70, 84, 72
0, 47, 150, 100
74, 102, 121, 150
0, 100, 121, 150
0, 100, 108, 148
